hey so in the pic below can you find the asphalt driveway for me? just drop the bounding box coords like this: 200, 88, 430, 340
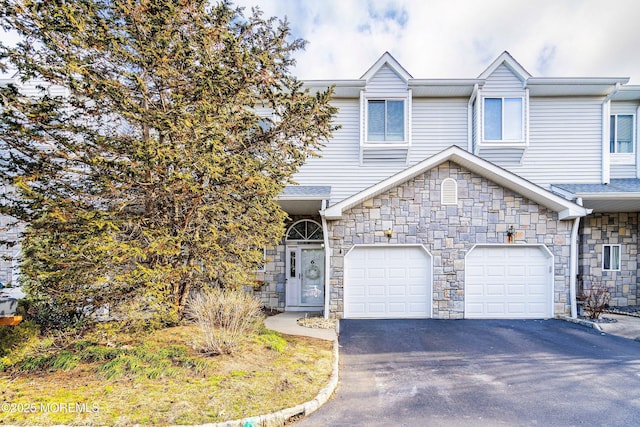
296, 319, 640, 426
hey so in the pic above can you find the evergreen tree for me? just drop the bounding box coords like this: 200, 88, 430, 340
0, 0, 336, 327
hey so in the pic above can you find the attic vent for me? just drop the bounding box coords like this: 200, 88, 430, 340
441, 178, 458, 205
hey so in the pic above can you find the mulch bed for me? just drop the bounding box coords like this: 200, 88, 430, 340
606, 306, 640, 318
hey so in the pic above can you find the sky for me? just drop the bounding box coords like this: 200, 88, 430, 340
233, 0, 640, 83
2, 1, 639, 83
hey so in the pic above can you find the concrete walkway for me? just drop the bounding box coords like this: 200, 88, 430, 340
264, 312, 338, 341
597, 313, 640, 340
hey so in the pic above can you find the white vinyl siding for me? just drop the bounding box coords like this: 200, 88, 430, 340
411, 98, 468, 158
503, 97, 603, 186
294, 95, 470, 205
481, 64, 525, 93
295, 98, 410, 204
365, 64, 408, 95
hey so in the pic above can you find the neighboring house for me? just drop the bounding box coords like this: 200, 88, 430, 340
255, 51, 640, 320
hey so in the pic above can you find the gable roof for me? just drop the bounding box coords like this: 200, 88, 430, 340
478, 51, 532, 81
360, 51, 413, 82
322, 146, 588, 221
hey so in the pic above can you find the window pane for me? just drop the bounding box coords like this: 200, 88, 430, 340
617, 115, 634, 153
603, 245, 611, 270
612, 245, 621, 270
386, 101, 404, 141
484, 98, 502, 140
503, 98, 523, 140
368, 101, 385, 141
610, 115, 616, 153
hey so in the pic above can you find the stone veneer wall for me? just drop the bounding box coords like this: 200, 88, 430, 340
327, 161, 574, 319
254, 215, 322, 310
578, 212, 639, 306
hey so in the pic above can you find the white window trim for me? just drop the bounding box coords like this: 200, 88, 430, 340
602, 244, 621, 272
364, 97, 409, 144
481, 96, 526, 144
610, 114, 636, 165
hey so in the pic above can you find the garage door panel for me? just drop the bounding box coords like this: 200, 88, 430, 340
487, 284, 505, 296
508, 284, 525, 296
345, 247, 431, 319
466, 246, 551, 319
350, 286, 366, 297
409, 285, 428, 296
368, 285, 386, 296
388, 286, 406, 296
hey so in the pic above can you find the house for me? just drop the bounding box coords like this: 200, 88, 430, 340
3, 51, 640, 321
254, 51, 640, 320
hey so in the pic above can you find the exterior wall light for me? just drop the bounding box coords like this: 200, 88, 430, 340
507, 225, 515, 243
385, 228, 393, 240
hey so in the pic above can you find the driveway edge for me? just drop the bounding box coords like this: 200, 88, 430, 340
560, 315, 602, 331
201, 339, 339, 427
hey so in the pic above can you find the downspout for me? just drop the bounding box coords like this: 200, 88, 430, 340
569, 197, 583, 318
602, 83, 620, 184
468, 84, 479, 153
320, 200, 331, 319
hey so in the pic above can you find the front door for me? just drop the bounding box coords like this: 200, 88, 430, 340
286, 245, 325, 309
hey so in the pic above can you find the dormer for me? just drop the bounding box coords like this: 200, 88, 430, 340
473, 51, 530, 164
360, 52, 412, 164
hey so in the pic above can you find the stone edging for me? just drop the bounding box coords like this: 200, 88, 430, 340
605, 308, 640, 318
560, 316, 602, 331
187, 339, 340, 427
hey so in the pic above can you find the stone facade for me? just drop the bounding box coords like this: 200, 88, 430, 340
326, 161, 574, 319
578, 212, 639, 306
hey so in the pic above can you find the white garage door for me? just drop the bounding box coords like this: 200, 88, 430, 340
344, 246, 431, 319
465, 246, 552, 319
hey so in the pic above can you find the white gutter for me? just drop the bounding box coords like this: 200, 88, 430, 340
569, 197, 583, 318
320, 200, 331, 319
602, 83, 621, 184
467, 84, 478, 153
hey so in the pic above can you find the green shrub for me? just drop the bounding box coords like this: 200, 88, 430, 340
185, 288, 264, 355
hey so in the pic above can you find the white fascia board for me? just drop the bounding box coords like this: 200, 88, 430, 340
573, 192, 640, 200
478, 51, 531, 81
360, 52, 413, 81
324, 146, 589, 220
526, 77, 630, 86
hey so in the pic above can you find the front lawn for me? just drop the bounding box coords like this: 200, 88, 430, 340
0, 324, 333, 425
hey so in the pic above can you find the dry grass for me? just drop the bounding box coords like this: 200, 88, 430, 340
0, 325, 333, 426
185, 288, 263, 355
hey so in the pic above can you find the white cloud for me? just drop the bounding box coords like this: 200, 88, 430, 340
234, 0, 640, 83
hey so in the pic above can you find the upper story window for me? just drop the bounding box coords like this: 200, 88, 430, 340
367, 100, 405, 142
610, 114, 634, 154
483, 97, 523, 141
